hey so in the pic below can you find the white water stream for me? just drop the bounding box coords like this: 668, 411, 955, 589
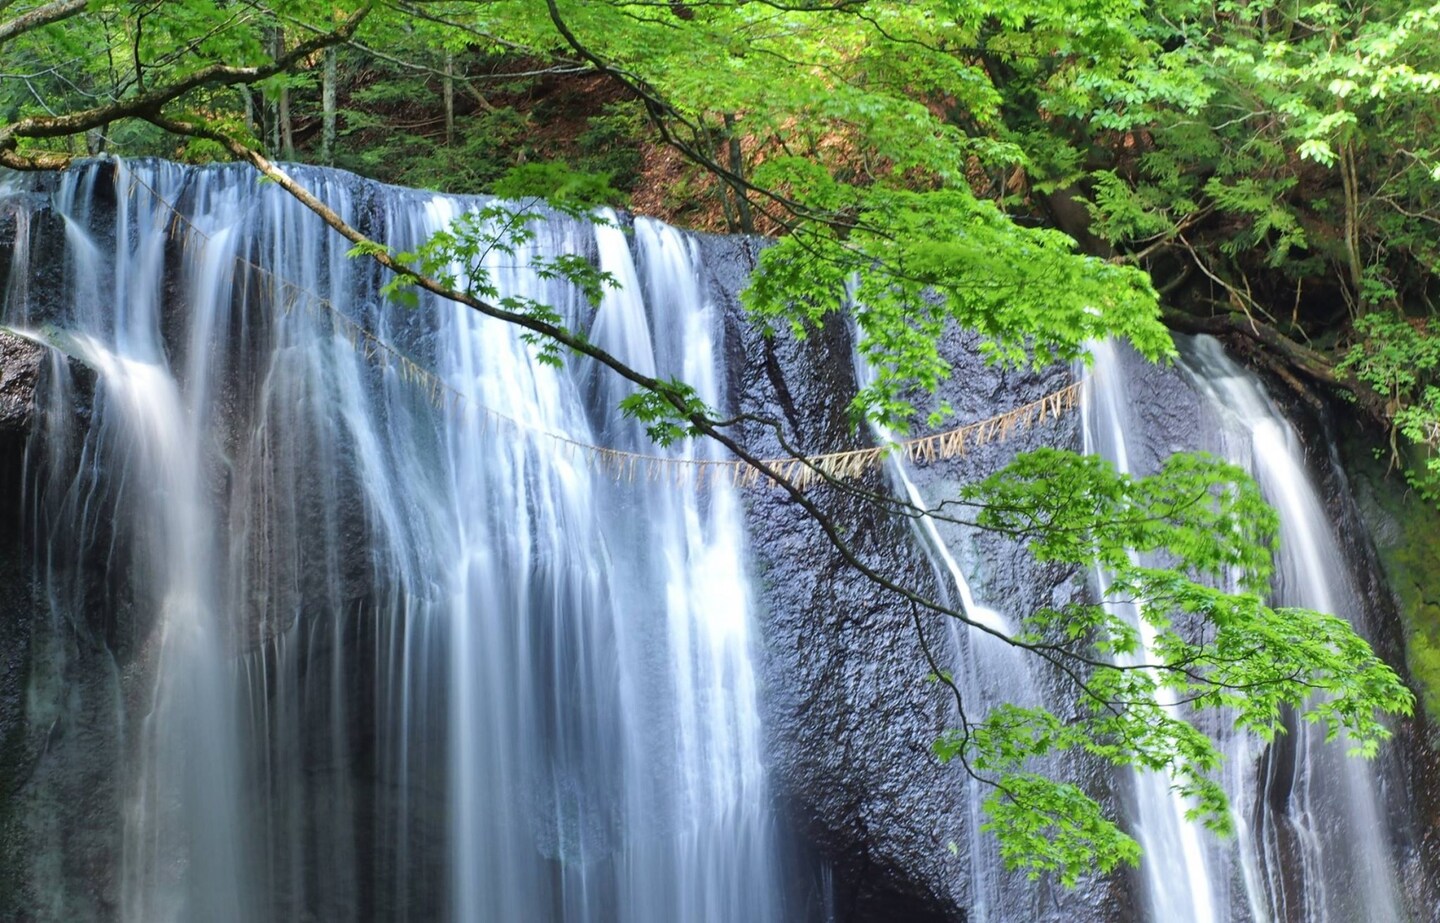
1085, 336, 1410, 922
16, 160, 785, 922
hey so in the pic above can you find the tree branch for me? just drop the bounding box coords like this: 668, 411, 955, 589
0, 3, 373, 158
0, 0, 86, 47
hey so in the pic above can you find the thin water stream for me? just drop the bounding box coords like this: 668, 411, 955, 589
1085, 336, 1413, 922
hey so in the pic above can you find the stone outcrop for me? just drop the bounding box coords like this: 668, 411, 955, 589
0, 266, 114, 919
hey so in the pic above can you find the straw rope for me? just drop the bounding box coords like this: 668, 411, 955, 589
537, 380, 1082, 489
85, 166, 1080, 490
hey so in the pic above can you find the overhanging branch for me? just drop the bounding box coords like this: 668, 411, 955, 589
0, 3, 373, 162
0, 0, 86, 47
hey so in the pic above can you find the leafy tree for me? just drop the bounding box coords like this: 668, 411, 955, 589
0, 0, 1416, 886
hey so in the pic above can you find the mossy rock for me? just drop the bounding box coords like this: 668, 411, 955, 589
1340, 422, 1440, 724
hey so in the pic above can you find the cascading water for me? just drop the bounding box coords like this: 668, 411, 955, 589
854, 354, 1016, 923
852, 345, 1105, 922
1083, 339, 1222, 922
1176, 336, 1407, 923
3, 158, 1434, 923
6, 160, 786, 922
1084, 335, 1417, 922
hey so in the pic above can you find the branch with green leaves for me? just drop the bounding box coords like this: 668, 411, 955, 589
0, 1, 374, 169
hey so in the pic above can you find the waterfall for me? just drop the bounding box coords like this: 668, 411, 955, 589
852, 345, 1094, 922
8, 160, 786, 922
2, 158, 1431, 922
1083, 339, 1222, 922
1176, 337, 1406, 923
1084, 335, 1415, 922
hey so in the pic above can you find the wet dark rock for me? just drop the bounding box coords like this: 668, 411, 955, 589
0, 331, 44, 434
696, 233, 1136, 922
0, 349, 118, 922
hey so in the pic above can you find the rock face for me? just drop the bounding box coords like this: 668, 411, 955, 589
0, 312, 117, 919
0, 332, 43, 432
0, 187, 143, 919
695, 234, 1136, 922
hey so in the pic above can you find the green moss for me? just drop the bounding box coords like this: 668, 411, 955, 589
1342, 426, 1440, 722
1392, 541, 1440, 721
1405, 608, 1440, 719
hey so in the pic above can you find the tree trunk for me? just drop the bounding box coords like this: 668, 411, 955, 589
723, 113, 753, 234
242, 86, 256, 139
321, 47, 337, 165
271, 29, 294, 159
265, 30, 281, 152
279, 86, 295, 161
443, 52, 455, 146
1340, 138, 1365, 312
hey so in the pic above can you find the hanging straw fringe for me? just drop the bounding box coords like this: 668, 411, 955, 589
112, 169, 1081, 492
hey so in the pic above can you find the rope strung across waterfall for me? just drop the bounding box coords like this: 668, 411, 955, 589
105, 166, 1082, 490
536, 380, 1080, 489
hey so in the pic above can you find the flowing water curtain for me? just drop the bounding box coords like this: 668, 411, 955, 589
1174, 337, 1409, 923
18, 161, 257, 922
97, 166, 1083, 498
367, 192, 790, 922
13, 160, 790, 922
1081, 340, 1226, 923
1083, 337, 1415, 923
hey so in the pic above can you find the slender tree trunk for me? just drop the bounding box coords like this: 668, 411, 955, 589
1340, 138, 1365, 312
265, 30, 281, 152
704, 119, 738, 230
279, 86, 295, 160
321, 47, 337, 165
443, 52, 455, 146
267, 93, 280, 154
241, 86, 256, 139
270, 29, 294, 159
723, 112, 753, 234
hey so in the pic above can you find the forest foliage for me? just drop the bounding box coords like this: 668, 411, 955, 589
0, 0, 1434, 887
